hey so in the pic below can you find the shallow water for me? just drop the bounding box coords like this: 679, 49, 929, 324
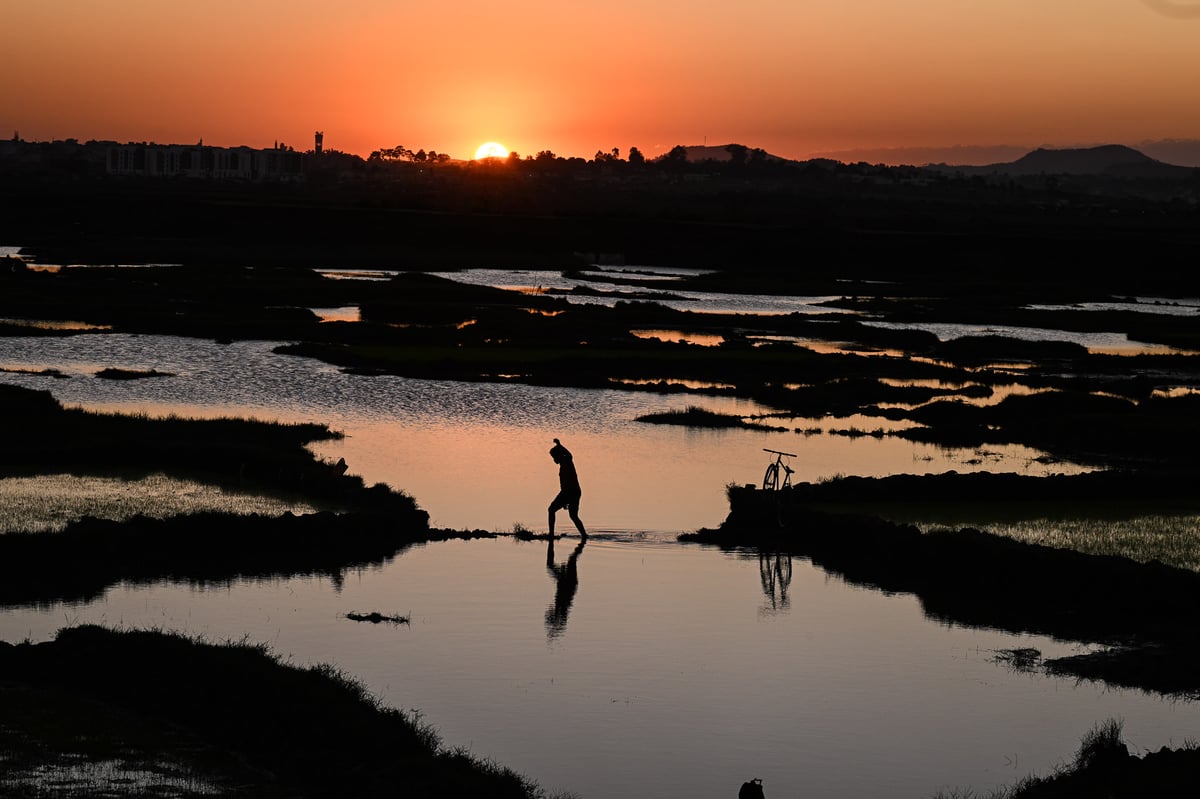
0, 288, 1195, 797
2, 536, 1197, 799
864, 320, 1194, 356
0, 333, 1081, 532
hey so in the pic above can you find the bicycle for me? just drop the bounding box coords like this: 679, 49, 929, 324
761, 448, 796, 492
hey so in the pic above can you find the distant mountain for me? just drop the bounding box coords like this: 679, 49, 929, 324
812, 140, 1200, 169
938, 145, 1194, 178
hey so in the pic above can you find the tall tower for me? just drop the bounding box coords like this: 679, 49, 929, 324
315, 131, 324, 154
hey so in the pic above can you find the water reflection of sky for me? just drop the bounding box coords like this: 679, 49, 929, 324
1, 294, 1196, 798
864, 320, 1192, 356
0, 333, 1084, 533
421, 267, 1200, 349
1027, 297, 1200, 316
1, 538, 1196, 799
421, 267, 847, 316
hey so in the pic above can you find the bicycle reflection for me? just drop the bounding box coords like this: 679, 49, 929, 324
759, 551, 793, 612
545, 537, 586, 639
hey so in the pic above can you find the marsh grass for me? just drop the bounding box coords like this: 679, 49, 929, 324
0, 365, 69, 378
94, 367, 175, 380
930, 718, 1190, 799
993, 647, 1043, 673
1, 384, 423, 518
0, 625, 548, 798
0, 680, 259, 797
0, 473, 318, 533
346, 611, 410, 625
1073, 718, 1127, 770
807, 473, 1200, 571
972, 515, 1200, 572
635, 405, 788, 431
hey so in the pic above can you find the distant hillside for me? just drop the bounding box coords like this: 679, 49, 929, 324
657, 143, 789, 164
940, 145, 1194, 178
812, 140, 1200, 168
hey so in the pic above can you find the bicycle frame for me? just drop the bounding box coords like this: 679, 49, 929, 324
762, 448, 796, 491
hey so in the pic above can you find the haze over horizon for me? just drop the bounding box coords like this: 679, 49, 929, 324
4, 1, 1200, 166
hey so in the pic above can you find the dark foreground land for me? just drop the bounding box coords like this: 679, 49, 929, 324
0, 625, 543, 799
4, 159, 1200, 795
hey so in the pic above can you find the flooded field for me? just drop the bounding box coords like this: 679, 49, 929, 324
3, 263, 1199, 798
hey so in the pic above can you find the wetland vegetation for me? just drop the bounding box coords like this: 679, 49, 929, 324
3, 156, 1200, 795
0, 625, 550, 798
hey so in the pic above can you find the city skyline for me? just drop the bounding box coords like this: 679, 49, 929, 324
4, 1, 1200, 165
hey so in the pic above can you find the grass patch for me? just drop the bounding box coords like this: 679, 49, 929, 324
635, 405, 788, 431
346, 611, 410, 625
932, 718, 1200, 798
0, 625, 546, 798
94, 367, 175, 380
0, 473, 318, 533
981, 515, 1200, 572
0, 383, 418, 515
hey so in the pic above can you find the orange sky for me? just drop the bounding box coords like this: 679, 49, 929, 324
3, 1, 1199, 164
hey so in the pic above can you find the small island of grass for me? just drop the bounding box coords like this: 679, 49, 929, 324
95, 367, 175, 380
635, 405, 789, 431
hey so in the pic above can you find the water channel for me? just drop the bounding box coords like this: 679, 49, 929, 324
1, 270, 1198, 798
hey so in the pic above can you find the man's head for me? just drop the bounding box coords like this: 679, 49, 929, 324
549, 438, 572, 464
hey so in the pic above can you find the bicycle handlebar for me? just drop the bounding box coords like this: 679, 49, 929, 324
762, 448, 798, 457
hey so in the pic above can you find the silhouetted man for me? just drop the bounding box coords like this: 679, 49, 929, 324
548, 438, 586, 539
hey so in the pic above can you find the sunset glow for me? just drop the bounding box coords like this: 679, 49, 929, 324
3, 1, 1200, 164
474, 141, 509, 160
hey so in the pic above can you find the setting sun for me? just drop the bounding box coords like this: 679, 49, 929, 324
474, 141, 509, 160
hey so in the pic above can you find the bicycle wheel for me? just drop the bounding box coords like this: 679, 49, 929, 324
762, 462, 779, 491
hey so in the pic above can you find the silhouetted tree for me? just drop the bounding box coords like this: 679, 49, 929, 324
664, 145, 690, 170
628, 146, 645, 166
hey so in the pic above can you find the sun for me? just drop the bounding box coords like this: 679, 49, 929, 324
474, 141, 509, 160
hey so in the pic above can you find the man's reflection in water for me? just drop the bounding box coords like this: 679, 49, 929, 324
759, 551, 793, 613
545, 536, 586, 639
